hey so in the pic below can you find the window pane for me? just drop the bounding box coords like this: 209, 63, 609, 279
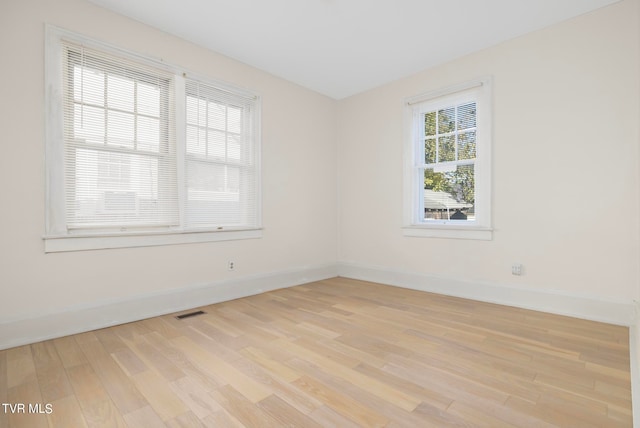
423, 164, 475, 221
457, 102, 476, 130
186, 161, 241, 227
438, 135, 455, 162
228, 134, 241, 161
438, 107, 455, 133
97, 151, 131, 190
74, 66, 104, 105
107, 110, 134, 148
458, 130, 476, 160
187, 161, 226, 195
208, 130, 225, 159
424, 111, 436, 137
208, 101, 226, 130
186, 96, 206, 126
137, 116, 160, 152
186, 125, 206, 156
72, 148, 163, 225
425, 137, 436, 164
137, 82, 160, 117
107, 74, 134, 112
227, 166, 239, 192
74, 104, 105, 145
186, 96, 198, 124
228, 106, 242, 134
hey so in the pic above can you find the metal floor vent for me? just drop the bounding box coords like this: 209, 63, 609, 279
175, 310, 206, 320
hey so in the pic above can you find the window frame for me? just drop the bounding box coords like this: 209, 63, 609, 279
44, 26, 262, 252
182, 80, 260, 231
403, 78, 492, 240
63, 47, 178, 232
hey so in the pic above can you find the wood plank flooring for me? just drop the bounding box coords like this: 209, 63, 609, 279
0, 277, 633, 427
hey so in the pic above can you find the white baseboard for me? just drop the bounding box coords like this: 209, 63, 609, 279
2, 261, 636, 348
0, 264, 337, 351
337, 262, 636, 327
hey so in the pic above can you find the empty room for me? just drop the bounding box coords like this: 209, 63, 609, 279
1, 0, 639, 426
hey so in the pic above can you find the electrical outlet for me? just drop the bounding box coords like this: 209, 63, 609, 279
228, 261, 235, 271
511, 263, 523, 276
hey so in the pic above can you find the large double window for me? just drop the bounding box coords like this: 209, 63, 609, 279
45, 27, 261, 252
404, 79, 492, 240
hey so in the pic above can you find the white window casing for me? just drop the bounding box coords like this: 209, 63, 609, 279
403, 78, 492, 240
45, 26, 261, 252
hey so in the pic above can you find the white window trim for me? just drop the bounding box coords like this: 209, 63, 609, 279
44, 229, 262, 253
44, 26, 262, 252
402, 78, 493, 240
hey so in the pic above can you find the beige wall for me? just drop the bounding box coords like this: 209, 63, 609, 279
337, 0, 640, 302
0, 0, 338, 321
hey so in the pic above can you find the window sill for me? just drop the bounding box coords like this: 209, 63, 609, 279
43, 228, 263, 253
402, 225, 492, 240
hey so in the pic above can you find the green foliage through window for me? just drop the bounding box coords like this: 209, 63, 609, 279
423, 102, 477, 205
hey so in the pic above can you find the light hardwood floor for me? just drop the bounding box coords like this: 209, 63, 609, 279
0, 277, 633, 427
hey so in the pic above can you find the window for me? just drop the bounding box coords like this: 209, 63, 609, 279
45, 27, 261, 252
403, 79, 492, 240
184, 81, 259, 229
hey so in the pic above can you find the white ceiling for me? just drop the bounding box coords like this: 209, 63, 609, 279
87, 0, 620, 99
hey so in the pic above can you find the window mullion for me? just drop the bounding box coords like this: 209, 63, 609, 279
133, 80, 138, 151
435, 110, 439, 163
103, 70, 108, 146
205, 93, 209, 158
175, 74, 187, 231
224, 102, 229, 192
454, 105, 459, 162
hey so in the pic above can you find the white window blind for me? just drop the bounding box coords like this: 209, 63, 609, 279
46, 27, 262, 251
61, 40, 178, 232
184, 80, 259, 229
